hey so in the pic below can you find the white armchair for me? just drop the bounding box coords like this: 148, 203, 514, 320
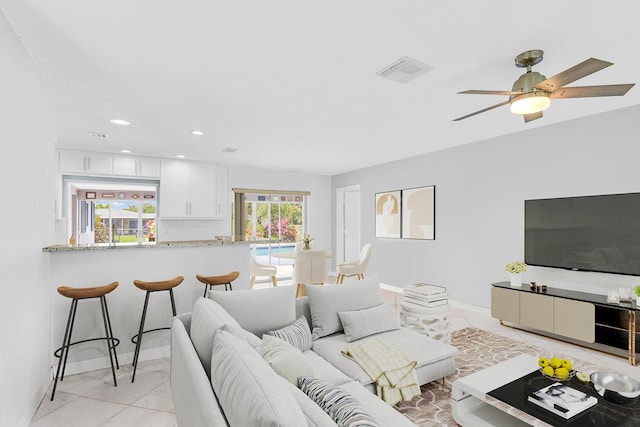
293, 250, 327, 297
336, 243, 372, 284
250, 256, 278, 288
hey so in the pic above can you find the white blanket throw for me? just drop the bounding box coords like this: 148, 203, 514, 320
341, 338, 421, 405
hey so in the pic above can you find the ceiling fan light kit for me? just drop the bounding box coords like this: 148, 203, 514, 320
510, 92, 550, 115
454, 49, 635, 123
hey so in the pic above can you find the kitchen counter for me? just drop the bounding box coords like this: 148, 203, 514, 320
42, 238, 277, 252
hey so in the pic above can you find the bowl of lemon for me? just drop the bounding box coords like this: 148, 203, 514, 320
538, 356, 576, 381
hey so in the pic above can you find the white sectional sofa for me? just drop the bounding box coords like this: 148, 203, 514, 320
171, 275, 458, 426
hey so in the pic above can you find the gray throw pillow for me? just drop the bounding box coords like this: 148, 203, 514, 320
211, 330, 307, 427
338, 303, 400, 342
260, 334, 314, 386
305, 275, 383, 340
210, 285, 296, 337
190, 297, 245, 377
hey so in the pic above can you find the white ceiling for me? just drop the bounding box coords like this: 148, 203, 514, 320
2, 1, 639, 176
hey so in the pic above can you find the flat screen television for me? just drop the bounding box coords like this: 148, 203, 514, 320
525, 192, 640, 276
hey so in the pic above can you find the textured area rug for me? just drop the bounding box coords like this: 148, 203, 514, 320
395, 327, 575, 426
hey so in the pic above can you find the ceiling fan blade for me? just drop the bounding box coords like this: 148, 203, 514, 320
453, 99, 511, 121
523, 111, 543, 123
550, 83, 635, 99
534, 58, 613, 92
458, 90, 522, 96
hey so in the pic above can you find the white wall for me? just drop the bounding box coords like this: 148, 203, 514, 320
332, 105, 640, 308
230, 167, 333, 251
0, 10, 55, 427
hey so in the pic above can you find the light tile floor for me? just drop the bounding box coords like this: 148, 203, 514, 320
30, 287, 640, 426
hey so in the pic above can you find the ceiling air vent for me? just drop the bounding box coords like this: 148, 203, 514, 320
88, 131, 109, 139
377, 56, 432, 83
222, 147, 238, 153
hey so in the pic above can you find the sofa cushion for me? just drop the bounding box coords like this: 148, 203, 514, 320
298, 378, 381, 427
338, 303, 400, 342
210, 285, 296, 337
312, 328, 458, 386
260, 334, 314, 386
306, 275, 383, 340
267, 316, 313, 352
211, 330, 307, 427
190, 297, 245, 377
302, 350, 352, 386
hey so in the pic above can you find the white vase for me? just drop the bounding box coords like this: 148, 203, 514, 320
510, 273, 522, 288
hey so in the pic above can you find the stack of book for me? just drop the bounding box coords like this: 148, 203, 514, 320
402, 283, 448, 309
528, 382, 598, 419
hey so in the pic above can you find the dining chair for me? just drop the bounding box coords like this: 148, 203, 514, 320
250, 255, 278, 288
336, 243, 372, 284
293, 250, 327, 297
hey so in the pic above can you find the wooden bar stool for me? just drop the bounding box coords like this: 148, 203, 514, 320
131, 276, 183, 382
196, 271, 240, 296
51, 282, 119, 401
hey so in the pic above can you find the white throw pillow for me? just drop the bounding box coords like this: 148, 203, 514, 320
338, 303, 400, 342
211, 330, 307, 427
190, 297, 245, 377
210, 285, 296, 337
305, 275, 383, 340
260, 334, 314, 385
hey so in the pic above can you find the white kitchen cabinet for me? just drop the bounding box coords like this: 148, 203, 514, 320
59, 151, 112, 175
160, 160, 217, 219
215, 164, 229, 219
113, 156, 160, 178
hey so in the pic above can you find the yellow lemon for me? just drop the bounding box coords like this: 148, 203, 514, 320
549, 357, 561, 369
538, 357, 549, 368
542, 366, 555, 377
561, 359, 573, 371
555, 367, 570, 380
576, 372, 590, 383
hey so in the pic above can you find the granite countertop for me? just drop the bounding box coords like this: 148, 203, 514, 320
42, 238, 278, 252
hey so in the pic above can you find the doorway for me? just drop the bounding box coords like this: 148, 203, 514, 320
336, 185, 361, 265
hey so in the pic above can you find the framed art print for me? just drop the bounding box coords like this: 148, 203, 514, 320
375, 191, 401, 238
401, 185, 435, 240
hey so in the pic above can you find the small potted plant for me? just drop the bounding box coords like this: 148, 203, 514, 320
302, 234, 314, 250
506, 261, 527, 288
633, 285, 640, 305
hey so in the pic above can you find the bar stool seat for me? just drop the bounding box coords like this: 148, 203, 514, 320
51, 282, 119, 401
196, 271, 239, 296
131, 276, 183, 382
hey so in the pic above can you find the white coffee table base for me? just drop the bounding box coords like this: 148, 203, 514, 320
451, 354, 552, 427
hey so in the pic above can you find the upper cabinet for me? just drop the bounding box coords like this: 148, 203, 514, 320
160, 160, 228, 220
113, 156, 160, 178
58, 151, 113, 175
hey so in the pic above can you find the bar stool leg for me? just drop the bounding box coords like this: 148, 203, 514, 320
100, 296, 118, 387
131, 291, 150, 383
51, 299, 77, 401
60, 299, 79, 382
102, 296, 120, 369
169, 289, 177, 316
203, 285, 208, 298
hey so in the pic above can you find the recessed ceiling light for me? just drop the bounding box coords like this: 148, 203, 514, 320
191, 130, 205, 136
176, 155, 185, 159
120, 149, 131, 153
110, 119, 130, 126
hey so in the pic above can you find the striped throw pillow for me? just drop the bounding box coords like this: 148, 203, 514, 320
298, 378, 381, 427
267, 316, 312, 352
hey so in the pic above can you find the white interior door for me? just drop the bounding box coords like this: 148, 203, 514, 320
336, 185, 361, 265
